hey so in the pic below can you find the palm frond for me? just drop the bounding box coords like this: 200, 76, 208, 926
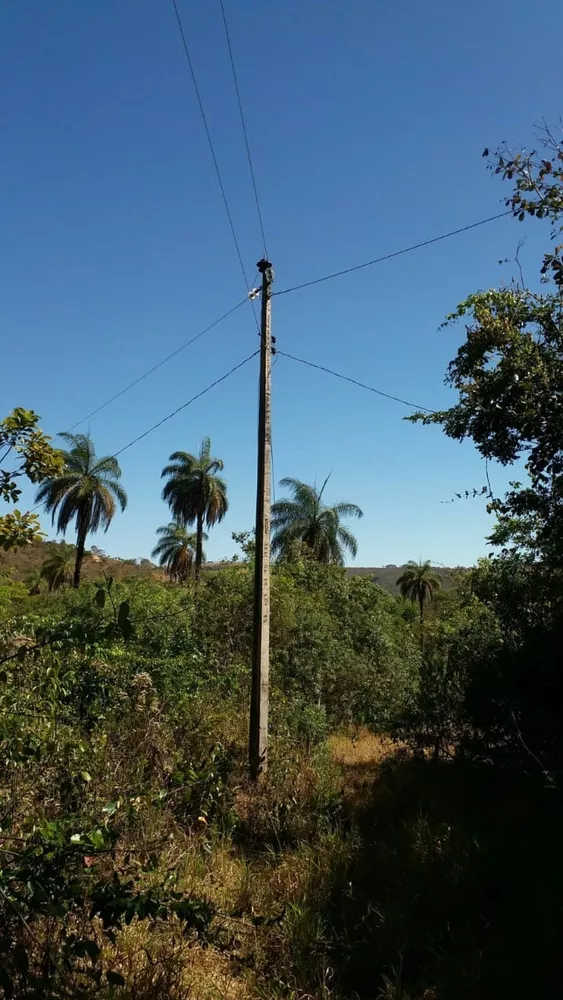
271, 499, 302, 521
34, 434, 127, 562
161, 438, 227, 542
396, 560, 442, 604
333, 501, 363, 519
317, 472, 332, 502
199, 437, 212, 461
336, 524, 358, 559
91, 455, 123, 479
278, 477, 311, 498
151, 520, 203, 580
109, 482, 128, 512
272, 475, 361, 566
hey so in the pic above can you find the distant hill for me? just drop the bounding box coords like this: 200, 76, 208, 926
0, 542, 247, 587
1, 543, 462, 596
0, 540, 161, 584
346, 565, 460, 593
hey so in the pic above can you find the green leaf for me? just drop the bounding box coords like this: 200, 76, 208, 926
117, 600, 133, 638
106, 970, 125, 987
86, 828, 106, 849
117, 600, 130, 627
80, 771, 92, 783
95, 588, 106, 609
121, 618, 134, 639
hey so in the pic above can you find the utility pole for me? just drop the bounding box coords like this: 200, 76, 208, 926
250, 257, 273, 780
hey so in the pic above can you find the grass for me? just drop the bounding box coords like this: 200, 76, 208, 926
329, 729, 395, 804
317, 741, 563, 1000
92, 731, 377, 1000
4, 698, 561, 999
109, 731, 383, 1000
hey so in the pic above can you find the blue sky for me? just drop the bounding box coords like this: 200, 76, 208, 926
2, 0, 562, 567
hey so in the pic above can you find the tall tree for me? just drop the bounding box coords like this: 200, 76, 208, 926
271, 476, 363, 565
40, 543, 75, 592
35, 433, 127, 588
161, 437, 228, 581
151, 522, 205, 583
0, 408, 63, 550
412, 125, 563, 566
397, 560, 441, 633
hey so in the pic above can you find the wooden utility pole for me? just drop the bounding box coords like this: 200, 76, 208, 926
250, 258, 273, 780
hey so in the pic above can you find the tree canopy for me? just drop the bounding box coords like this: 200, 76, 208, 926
161, 438, 227, 581
151, 522, 205, 582
411, 127, 563, 566
271, 476, 363, 565
396, 560, 441, 626
35, 433, 127, 587
0, 408, 63, 550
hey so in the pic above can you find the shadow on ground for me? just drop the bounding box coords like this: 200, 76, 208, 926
320, 750, 563, 1000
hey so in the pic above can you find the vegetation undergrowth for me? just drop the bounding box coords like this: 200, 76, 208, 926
0, 562, 416, 999
0, 549, 561, 999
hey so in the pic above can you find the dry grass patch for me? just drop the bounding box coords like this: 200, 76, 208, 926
329, 729, 397, 807
329, 729, 394, 768
108, 827, 354, 1000
114, 918, 252, 1000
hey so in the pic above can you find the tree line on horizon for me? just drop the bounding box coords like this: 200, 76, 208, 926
2, 422, 442, 620
31, 431, 368, 582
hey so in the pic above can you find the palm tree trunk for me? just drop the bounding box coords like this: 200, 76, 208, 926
419, 594, 424, 651
74, 522, 88, 589
195, 512, 204, 583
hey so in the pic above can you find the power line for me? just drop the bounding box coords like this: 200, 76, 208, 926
66, 297, 248, 432
29, 351, 258, 517
218, 0, 268, 257
274, 210, 513, 297
171, 0, 258, 331
63, 151, 508, 441
61, 2, 264, 437
278, 350, 436, 413
114, 350, 259, 458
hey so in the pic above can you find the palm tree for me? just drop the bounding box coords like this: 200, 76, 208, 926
151, 522, 206, 583
161, 438, 228, 582
40, 543, 75, 592
35, 433, 127, 588
25, 568, 43, 596
271, 476, 363, 565
396, 560, 442, 632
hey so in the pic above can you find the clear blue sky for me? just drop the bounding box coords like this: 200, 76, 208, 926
2, 0, 562, 567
